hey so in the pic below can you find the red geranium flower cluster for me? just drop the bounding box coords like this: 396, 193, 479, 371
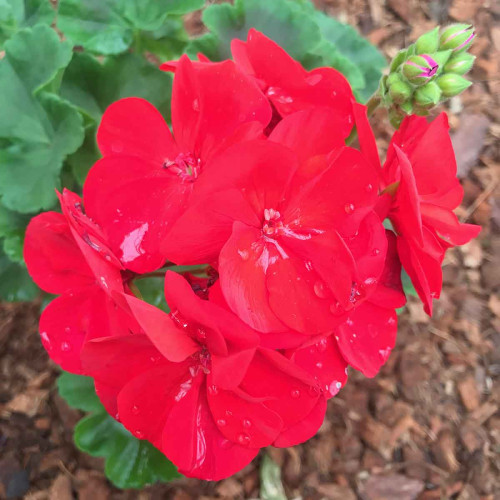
24, 30, 480, 480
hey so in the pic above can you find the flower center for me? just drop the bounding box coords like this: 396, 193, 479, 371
163, 152, 201, 182
262, 208, 284, 237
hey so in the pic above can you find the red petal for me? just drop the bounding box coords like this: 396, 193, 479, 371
284, 147, 379, 237
162, 188, 259, 265
207, 376, 283, 449
269, 107, 347, 163
84, 156, 189, 273
420, 203, 481, 246
97, 97, 178, 163
219, 222, 288, 333
24, 212, 93, 294
286, 336, 348, 399
172, 56, 271, 161
240, 349, 321, 432
123, 293, 199, 362
273, 396, 327, 447
352, 101, 381, 170
162, 377, 259, 480
336, 301, 397, 377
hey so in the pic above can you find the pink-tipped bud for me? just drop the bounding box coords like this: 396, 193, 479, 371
402, 55, 439, 85
439, 24, 475, 52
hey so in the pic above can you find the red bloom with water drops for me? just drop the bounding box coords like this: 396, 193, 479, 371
24, 189, 137, 374
378, 113, 480, 314
82, 272, 330, 480
83, 55, 271, 274
163, 107, 384, 336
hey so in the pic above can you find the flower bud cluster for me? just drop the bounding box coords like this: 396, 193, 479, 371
381, 24, 475, 127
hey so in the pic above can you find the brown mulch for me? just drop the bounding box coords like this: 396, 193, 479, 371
1, 0, 500, 498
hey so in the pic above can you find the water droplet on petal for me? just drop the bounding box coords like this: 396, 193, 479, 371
238, 249, 249, 261
315, 362, 323, 369
372, 248, 380, 256
64, 327, 71, 334
387, 316, 396, 325
192, 98, 200, 111
60, 341, 71, 352
291, 389, 301, 399
366, 183, 374, 192
328, 381, 342, 397
134, 430, 144, 439
313, 280, 329, 299
115, 412, 120, 421
208, 384, 218, 396
344, 203, 355, 214
237, 433, 250, 445
305, 73, 323, 86
242, 419, 252, 429
225, 410, 233, 417
131, 405, 139, 415
379, 347, 392, 362
40, 331, 51, 349
305, 260, 313, 272
316, 338, 328, 352
217, 419, 226, 427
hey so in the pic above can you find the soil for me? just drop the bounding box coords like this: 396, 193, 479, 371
1, 0, 499, 498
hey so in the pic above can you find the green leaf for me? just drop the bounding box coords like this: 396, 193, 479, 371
309, 9, 386, 101
0, 201, 33, 262
57, 0, 133, 55
189, 0, 321, 61
134, 276, 170, 312
260, 453, 287, 500
0, 93, 85, 212
401, 269, 418, 297
0, 250, 39, 301
0, 0, 54, 46
74, 412, 180, 488
122, 0, 204, 31
57, 372, 103, 413
60, 52, 173, 124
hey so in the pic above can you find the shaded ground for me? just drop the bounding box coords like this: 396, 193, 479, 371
1, 0, 499, 498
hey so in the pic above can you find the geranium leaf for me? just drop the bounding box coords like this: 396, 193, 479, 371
189, 0, 321, 61
57, 371, 180, 488
134, 276, 171, 313
0, 0, 54, 46
0, 202, 33, 263
57, 0, 133, 55
0, 93, 84, 213
60, 52, 173, 123
0, 250, 39, 301
57, 372, 104, 413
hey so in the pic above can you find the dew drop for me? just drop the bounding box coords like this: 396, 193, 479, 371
328, 381, 342, 396
115, 412, 120, 421
387, 316, 396, 325
372, 248, 380, 256
305, 73, 323, 86
305, 260, 313, 272
379, 347, 392, 362
238, 249, 249, 261
344, 203, 355, 214
60, 341, 71, 352
131, 405, 139, 415
291, 389, 301, 399
225, 410, 233, 417
316, 338, 328, 352
242, 419, 252, 429
64, 327, 71, 334
366, 183, 374, 192
134, 430, 144, 439
192, 98, 200, 111
237, 433, 250, 445
40, 331, 52, 349
315, 362, 323, 369
313, 281, 328, 299
217, 419, 226, 427
208, 384, 218, 396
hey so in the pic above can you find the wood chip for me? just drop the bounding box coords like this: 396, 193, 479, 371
458, 374, 482, 411
359, 474, 425, 500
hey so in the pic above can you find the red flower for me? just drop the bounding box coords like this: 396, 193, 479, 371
23, 189, 135, 374
83, 55, 271, 274
231, 29, 355, 135
162, 107, 383, 336
379, 113, 480, 313
82, 272, 333, 479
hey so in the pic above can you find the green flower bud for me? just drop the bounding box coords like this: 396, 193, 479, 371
402, 55, 440, 85
414, 81, 442, 107
437, 73, 472, 97
444, 52, 475, 75
432, 50, 453, 71
400, 100, 413, 114
416, 27, 440, 54
439, 24, 475, 52
389, 108, 404, 128
388, 75, 413, 104
389, 49, 408, 72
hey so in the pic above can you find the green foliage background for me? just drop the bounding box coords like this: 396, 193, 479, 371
0, 0, 386, 488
